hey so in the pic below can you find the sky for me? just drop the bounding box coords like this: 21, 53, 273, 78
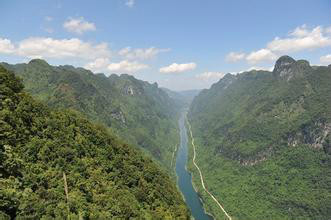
0, 0, 330, 90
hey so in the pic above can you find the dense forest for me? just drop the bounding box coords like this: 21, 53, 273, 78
1, 60, 180, 171
187, 56, 331, 220
0, 66, 190, 219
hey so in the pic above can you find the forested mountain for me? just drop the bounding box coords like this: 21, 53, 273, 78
0, 66, 190, 219
1, 60, 179, 170
188, 56, 331, 219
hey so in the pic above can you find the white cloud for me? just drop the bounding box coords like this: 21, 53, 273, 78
320, 54, 331, 64
289, 24, 309, 37
107, 60, 148, 73
118, 47, 170, 60
84, 58, 110, 72
0, 38, 15, 54
228, 66, 273, 75
226, 25, 331, 64
85, 58, 149, 75
0, 36, 168, 76
160, 62, 197, 73
246, 66, 273, 72
267, 25, 331, 52
16, 37, 110, 60
196, 72, 225, 81
226, 52, 245, 62
63, 17, 96, 34
125, 0, 135, 7
246, 49, 277, 64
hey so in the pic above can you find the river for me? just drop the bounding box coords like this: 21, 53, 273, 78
175, 112, 213, 220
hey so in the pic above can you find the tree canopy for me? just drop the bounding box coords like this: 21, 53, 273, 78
0, 66, 190, 219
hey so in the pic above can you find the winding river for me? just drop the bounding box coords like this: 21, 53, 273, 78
176, 112, 213, 220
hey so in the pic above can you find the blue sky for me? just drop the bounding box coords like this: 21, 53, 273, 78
1, 0, 330, 90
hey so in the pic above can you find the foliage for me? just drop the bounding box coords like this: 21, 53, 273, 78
0, 66, 190, 219
1, 60, 180, 171
188, 57, 331, 219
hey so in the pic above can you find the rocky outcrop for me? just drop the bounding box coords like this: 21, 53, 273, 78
239, 146, 272, 166
240, 121, 331, 166
288, 121, 331, 149
273, 55, 311, 81
123, 85, 143, 96
127, 85, 134, 95
110, 110, 126, 123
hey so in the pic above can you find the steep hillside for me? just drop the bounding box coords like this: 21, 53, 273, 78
1, 60, 179, 170
0, 66, 189, 219
188, 56, 331, 220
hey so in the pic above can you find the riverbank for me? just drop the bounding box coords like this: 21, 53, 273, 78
175, 111, 214, 220
186, 118, 232, 220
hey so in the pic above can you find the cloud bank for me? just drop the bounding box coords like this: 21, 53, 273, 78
160, 62, 196, 73
320, 54, 331, 64
226, 25, 331, 64
118, 47, 170, 60
196, 72, 225, 81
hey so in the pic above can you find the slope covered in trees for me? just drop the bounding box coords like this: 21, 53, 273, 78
187, 56, 331, 220
1, 60, 179, 170
0, 66, 190, 219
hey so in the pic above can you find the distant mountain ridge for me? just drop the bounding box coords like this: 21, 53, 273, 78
1, 59, 179, 170
161, 88, 201, 108
188, 56, 331, 219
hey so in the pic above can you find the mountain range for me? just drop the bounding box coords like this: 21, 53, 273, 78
188, 56, 331, 220
0, 66, 190, 219
1, 55, 330, 220
2, 59, 180, 171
